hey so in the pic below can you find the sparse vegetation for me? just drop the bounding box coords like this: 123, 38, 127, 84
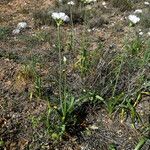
111, 0, 133, 11
0, 0, 150, 149
0, 27, 11, 40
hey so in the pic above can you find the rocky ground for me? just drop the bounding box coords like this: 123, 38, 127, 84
0, 0, 150, 150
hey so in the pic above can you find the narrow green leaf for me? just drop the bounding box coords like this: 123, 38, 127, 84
134, 137, 148, 150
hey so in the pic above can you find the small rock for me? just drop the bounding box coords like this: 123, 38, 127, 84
17, 22, 27, 30
12, 28, 20, 35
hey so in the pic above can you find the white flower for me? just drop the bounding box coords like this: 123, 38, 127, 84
102, 1, 106, 6
134, 9, 142, 14
128, 15, 140, 24
139, 32, 143, 35
147, 32, 150, 36
87, 29, 91, 32
86, 5, 92, 10
17, 22, 27, 29
51, 12, 70, 22
67, 1, 75, 5
83, 0, 96, 4
102, 1, 107, 8
144, 1, 150, 5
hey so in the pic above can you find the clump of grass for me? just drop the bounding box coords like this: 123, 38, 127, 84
0, 49, 19, 61
111, 0, 132, 11
33, 0, 110, 28
18, 31, 51, 48
140, 9, 150, 28
125, 35, 143, 55
16, 57, 43, 99
33, 9, 53, 27
89, 17, 109, 28
0, 0, 12, 4
88, 34, 149, 126
0, 27, 11, 40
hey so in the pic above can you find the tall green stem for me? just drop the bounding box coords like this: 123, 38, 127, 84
112, 54, 124, 97
70, 6, 75, 51
57, 25, 62, 102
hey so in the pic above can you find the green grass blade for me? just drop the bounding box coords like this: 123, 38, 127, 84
134, 137, 148, 150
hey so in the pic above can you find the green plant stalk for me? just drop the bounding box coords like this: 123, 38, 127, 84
69, 6, 75, 51
62, 67, 67, 124
134, 137, 148, 150
112, 54, 124, 97
46, 102, 52, 132
57, 24, 62, 104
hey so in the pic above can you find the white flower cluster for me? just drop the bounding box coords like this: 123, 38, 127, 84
128, 14, 140, 24
51, 12, 70, 22
67, 1, 75, 5
82, 0, 96, 4
144, 1, 150, 5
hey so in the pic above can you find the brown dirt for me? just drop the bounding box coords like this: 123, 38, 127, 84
0, 0, 150, 150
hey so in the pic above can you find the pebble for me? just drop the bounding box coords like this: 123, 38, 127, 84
12, 28, 20, 35
12, 22, 27, 35
17, 22, 27, 29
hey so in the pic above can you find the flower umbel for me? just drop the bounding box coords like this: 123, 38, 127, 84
52, 12, 70, 22
128, 15, 140, 24
67, 1, 75, 5
82, 0, 96, 4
